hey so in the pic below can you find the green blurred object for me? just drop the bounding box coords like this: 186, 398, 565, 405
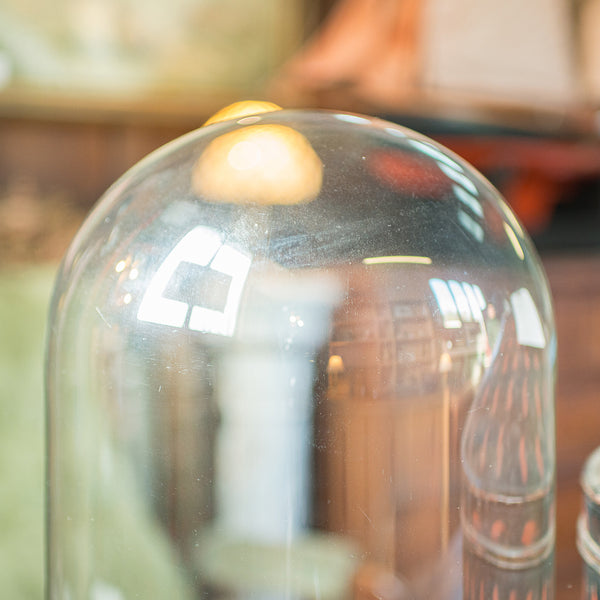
0, 265, 197, 597
0, 265, 56, 599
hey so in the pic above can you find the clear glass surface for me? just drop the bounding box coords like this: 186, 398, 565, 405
46, 109, 556, 599
579, 446, 600, 600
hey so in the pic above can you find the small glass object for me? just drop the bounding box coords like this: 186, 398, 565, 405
46, 107, 556, 599
463, 539, 554, 600
578, 446, 600, 599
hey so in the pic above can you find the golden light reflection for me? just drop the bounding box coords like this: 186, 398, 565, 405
203, 101, 282, 126
327, 354, 344, 374
503, 222, 525, 260
362, 255, 432, 265
193, 124, 323, 205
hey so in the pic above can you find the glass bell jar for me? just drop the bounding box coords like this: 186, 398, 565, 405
46, 105, 557, 600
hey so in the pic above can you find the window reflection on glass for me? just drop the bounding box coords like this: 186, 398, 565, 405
137, 226, 251, 336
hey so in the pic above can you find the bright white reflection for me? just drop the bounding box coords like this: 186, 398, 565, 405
137, 226, 251, 336
362, 255, 432, 265
429, 278, 462, 329
237, 116, 262, 126
449, 280, 473, 322
472, 284, 486, 311
90, 580, 125, 600
510, 288, 546, 349
439, 163, 478, 196
334, 113, 370, 125
503, 222, 525, 260
462, 283, 485, 323
408, 139, 464, 173
453, 184, 483, 218
189, 243, 251, 336
115, 260, 127, 273
462, 283, 490, 368
137, 227, 221, 328
458, 209, 484, 242
384, 126, 407, 138
504, 205, 527, 240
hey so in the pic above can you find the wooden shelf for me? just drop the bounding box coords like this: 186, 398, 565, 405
0, 84, 245, 127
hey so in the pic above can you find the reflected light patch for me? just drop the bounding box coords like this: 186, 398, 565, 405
189, 244, 251, 336
449, 280, 473, 322
327, 354, 344, 374
462, 283, 485, 323
458, 209, 484, 242
334, 114, 370, 125
510, 288, 545, 348
115, 260, 126, 273
362, 255, 432, 265
228, 140, 262, 171
385, 126, 407, 138
453, 184, 483, 218
193, 124, 323, 205
203, 100, 281, 126
440, 163, 478, 196
368, 150, 447, 197
429, 278, 462, 329
408, 139, 465, 173
439, 352, 452, 373
472, 284, 486, 311
137, 226, 251, 337
237, 116, 262, 126
504, 206, 527, 240
503, 222, 525, 260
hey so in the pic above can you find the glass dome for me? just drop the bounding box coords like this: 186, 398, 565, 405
46, 108, 556, 599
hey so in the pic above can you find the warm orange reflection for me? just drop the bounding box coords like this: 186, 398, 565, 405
193, 124, 323, 205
